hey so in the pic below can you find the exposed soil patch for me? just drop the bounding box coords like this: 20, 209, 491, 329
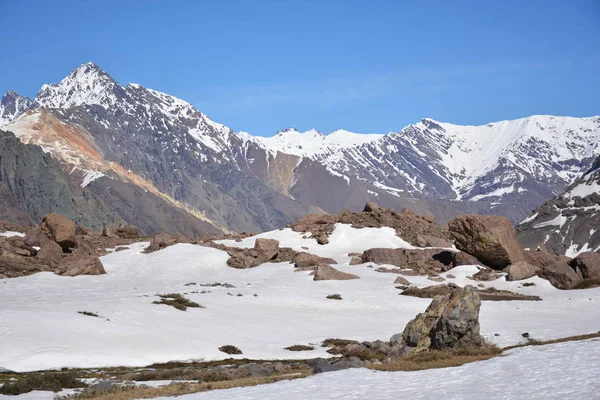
400, 284, 542, 301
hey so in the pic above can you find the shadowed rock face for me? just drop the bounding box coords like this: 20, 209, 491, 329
391, 286, 484, 355
517, 155, 600, 256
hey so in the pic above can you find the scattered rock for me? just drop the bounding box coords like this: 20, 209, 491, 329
570, 252, 600, 279
470, 269, 503, 281
41, 213, 77, 251
363, 201, 380, 212
294, 252, 336, 269
506, 261, 539, 281
361, 248, 454, 275
145, 231, 177, 253
415, 234, 453, 248
114, 224, 139, 239
392, 286, 484, 355
394, 276, 410, 285
36, 241, 63, 267
539, 262, 583, 289
448, 214, 524, 269
59, 256, 106, 277
312, 264, 360, 281
254, 238, 279, 260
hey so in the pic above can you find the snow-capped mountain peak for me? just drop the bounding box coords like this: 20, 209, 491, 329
0, 90, 32, 127
35, 62, 121, 109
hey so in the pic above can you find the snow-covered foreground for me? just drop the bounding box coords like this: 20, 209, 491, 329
154, 339, 600, 400
1, 224, 599, 372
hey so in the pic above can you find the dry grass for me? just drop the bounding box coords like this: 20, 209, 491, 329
78, 311, 99, 317
373, 343, 502, 372
55, 371, 312, 400
326, 294, 342, 300
321, 338, 359, 348
218, 345, 242, 355
152, 293, 203, 311
502, 332, 600, 351
0, 372, 87, 395
284, 345, 315, 351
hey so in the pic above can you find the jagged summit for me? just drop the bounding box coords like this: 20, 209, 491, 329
35, 61, 121, 109
0, 90, 33, 126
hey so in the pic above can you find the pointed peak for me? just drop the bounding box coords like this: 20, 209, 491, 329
35, 62, 121, 109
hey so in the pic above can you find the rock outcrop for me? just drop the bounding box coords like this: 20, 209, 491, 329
289, 204, 452, 247
448, 214, 524, 269
391, 286, 484, 355
41, 213, 77, 251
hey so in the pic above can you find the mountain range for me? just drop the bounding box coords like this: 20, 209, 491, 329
1, 62, 598, 240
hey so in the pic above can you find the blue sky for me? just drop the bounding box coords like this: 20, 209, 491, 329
1, 0, 599, 135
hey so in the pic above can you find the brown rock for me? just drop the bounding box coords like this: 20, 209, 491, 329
470, 269, 503, 281
254, 238, 279, 260
570, 252, 600, 279
452, 251, 482, 267
522, 250, 569, 269
114, 224, 139, 239
41, 213, 77, 251
349, 255, 363, 265
363, 202, 380, 212
415, 234, 453, 248
393, 286, 484, 354
312, 264, 360, 281
37, 241, 63, 267
59, 256, 106, 276
361, 248, 454, 274
394, 276, 411, 285
145, 231, 176, 253
294, 252, 336, 268
23, 226, 51, 248
102, 226, 113, 237
538, 262, 582, 289
448, 214, 524, 269
506, 261, 539, 281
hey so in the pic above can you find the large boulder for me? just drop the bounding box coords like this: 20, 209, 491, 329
361, 248, 453, 274
391, 286, 484, 354
312, 264, 359, 281
506, 261, 539, 281
538, 262, 582, 289
23, 227, 51, 248
253, 238, 279, 261
448, 214, 524, 269
59, 256, 106, 276
36, 241, 63, 267
145, 231, 176, 253
570, 252, 600, 279
522, 250, 570, 270
41, 213, 77, 251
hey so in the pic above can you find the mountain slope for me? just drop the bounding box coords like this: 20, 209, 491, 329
1, 61, 597, 230
2, 63, 319, 233
517, 155, 600, 256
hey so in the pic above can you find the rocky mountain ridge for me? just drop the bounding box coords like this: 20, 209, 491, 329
1, 62, 598, 233
517, 154, 600, 256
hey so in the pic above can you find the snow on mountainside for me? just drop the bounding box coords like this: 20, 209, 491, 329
0, 90, 32, 127
0, 61, 598, 227
517, 155, 600, 256
243, 127, 384, 157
